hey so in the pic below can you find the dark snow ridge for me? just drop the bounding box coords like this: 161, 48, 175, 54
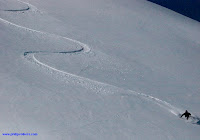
4, 7, 30, 12
24, 48, 84, 56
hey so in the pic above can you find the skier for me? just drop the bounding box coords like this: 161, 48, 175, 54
180, 110, 191, 120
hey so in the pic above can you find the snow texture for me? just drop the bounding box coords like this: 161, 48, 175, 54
0, 0, 200, 139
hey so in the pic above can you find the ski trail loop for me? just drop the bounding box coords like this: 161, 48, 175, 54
0, 0, 187, 119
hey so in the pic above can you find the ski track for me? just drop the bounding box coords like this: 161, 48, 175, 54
17, 0, 39, 12
1, 0, 199, 125
4, 7, 30, 12
1, 0, 39, 12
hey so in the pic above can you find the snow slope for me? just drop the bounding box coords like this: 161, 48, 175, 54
0, 0, 200, 139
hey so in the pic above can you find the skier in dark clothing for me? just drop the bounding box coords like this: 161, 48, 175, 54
180, 110, 191, 120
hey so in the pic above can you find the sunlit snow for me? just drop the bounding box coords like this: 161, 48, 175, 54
0, 0, 200, 139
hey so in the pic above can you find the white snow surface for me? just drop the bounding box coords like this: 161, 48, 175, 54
0, 0, 200, 139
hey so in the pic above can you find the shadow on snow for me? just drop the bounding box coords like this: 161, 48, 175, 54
4, 7, 30, 12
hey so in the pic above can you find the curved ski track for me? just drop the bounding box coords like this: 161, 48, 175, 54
4, 7, 30, 12
1, 0, 199, 125
1, 0, 38, 12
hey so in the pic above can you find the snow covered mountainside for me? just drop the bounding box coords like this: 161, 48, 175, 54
0, 0, 200, 139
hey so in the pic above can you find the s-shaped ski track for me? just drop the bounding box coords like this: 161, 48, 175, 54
2, 0, 199, 125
